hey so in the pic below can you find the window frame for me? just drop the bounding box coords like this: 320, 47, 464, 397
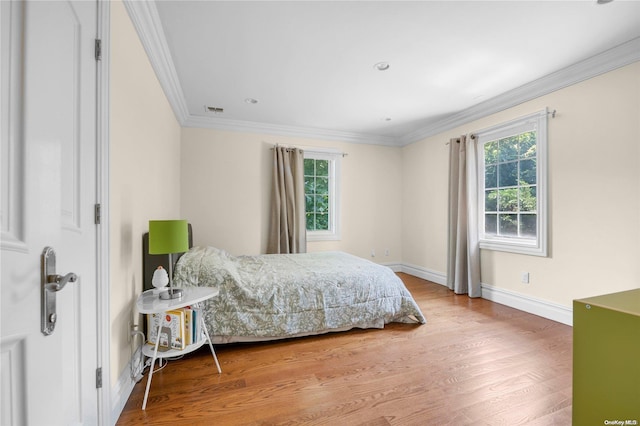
304, 149, 342, 242
476, 109, 548, 257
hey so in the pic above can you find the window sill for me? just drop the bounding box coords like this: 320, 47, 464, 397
479, 239, 547, 257
307, 231, 341, 242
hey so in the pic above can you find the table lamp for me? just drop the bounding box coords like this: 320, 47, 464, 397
148, 219, 189, 300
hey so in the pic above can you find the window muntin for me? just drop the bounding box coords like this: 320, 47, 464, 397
483, 131, 537, 238
304, 158, 330, 231
477, 110, 547, 256
303, 150, 341, 241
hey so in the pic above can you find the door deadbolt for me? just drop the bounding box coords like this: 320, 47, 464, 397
41, 247, 78, 335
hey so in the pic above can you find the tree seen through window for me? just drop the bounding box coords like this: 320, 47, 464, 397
304, 158, 330, 231
483, 131, 537, 238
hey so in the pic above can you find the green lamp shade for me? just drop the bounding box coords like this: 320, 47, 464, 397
148, 220, 189, 255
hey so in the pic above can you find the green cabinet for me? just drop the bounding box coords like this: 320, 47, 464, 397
573, 289, 640, 425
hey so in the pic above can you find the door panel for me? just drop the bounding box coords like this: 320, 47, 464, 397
1, 1, 98, 424
1, 0, 26, 252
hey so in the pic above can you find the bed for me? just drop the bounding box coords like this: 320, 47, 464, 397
168, 246, 426, 343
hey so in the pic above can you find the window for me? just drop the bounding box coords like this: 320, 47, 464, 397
304, 150, 341, 241
477, 110, 548, 256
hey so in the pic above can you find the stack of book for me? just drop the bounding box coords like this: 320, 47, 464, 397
146, 306, 202, 351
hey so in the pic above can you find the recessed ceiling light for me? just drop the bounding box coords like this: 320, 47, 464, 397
245, 98, 258, 104
374, 62, 390, 71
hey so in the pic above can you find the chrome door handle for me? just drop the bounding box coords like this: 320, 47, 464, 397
41, 247, 78, 335
45, 272, 78, 292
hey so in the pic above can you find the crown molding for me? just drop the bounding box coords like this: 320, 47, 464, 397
182, 115, 397, 146
123, 1, 639, 148
122, 0, 189, 123
399, 37, 640, 146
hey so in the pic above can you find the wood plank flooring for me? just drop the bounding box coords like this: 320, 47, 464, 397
116, 273, 572, 425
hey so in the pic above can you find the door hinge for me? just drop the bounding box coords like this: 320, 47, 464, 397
94, 203, 101, 225
96, 367, 103, 389
95, 39, 102, 61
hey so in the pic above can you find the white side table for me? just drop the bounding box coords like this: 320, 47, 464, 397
136, 287, 221, 410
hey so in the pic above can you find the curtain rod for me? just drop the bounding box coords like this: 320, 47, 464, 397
271, 144, 348, 157
446, 136, 472, 145
445, 109, 558, 145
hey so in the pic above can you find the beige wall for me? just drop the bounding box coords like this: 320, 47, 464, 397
109, 0, 181, 384
402, 62, 640, 308
180, 127, 403, 262
401, 136, 449, 275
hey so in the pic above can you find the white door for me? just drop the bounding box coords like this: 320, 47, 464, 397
1, 1, 99, 425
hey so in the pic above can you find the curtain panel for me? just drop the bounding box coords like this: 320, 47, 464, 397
446, 135, 481, 297
267, 146, 307, 254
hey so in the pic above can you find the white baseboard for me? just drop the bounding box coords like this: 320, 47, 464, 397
398, 263, 447, 286
480, 283, 573, 326
397, 263, 572, 326
110, 365, 135, 425
110, 346, 143, 425
382, 262, 402, 273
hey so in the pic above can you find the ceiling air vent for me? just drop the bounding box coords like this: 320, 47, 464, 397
206, 106, 224, 114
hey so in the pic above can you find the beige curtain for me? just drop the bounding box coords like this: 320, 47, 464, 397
446, 135, 481, 297
267, 146, 307, 254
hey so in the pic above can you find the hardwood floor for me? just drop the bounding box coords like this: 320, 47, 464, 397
116, 273, 572, 425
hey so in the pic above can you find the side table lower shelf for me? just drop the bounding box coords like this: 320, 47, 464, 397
141, 334, 209, 359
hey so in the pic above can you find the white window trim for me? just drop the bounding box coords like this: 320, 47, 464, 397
304, 148, 342, 242
476, 109, 548, 257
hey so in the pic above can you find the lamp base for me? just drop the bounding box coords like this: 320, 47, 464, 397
159, 288, 183, 300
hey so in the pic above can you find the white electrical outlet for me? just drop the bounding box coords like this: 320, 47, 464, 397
371, 249, 376, 257
521, 272, 530, 284
385, 248, 389, 256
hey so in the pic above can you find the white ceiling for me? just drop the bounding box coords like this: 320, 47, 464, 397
133, 1, 640, 146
